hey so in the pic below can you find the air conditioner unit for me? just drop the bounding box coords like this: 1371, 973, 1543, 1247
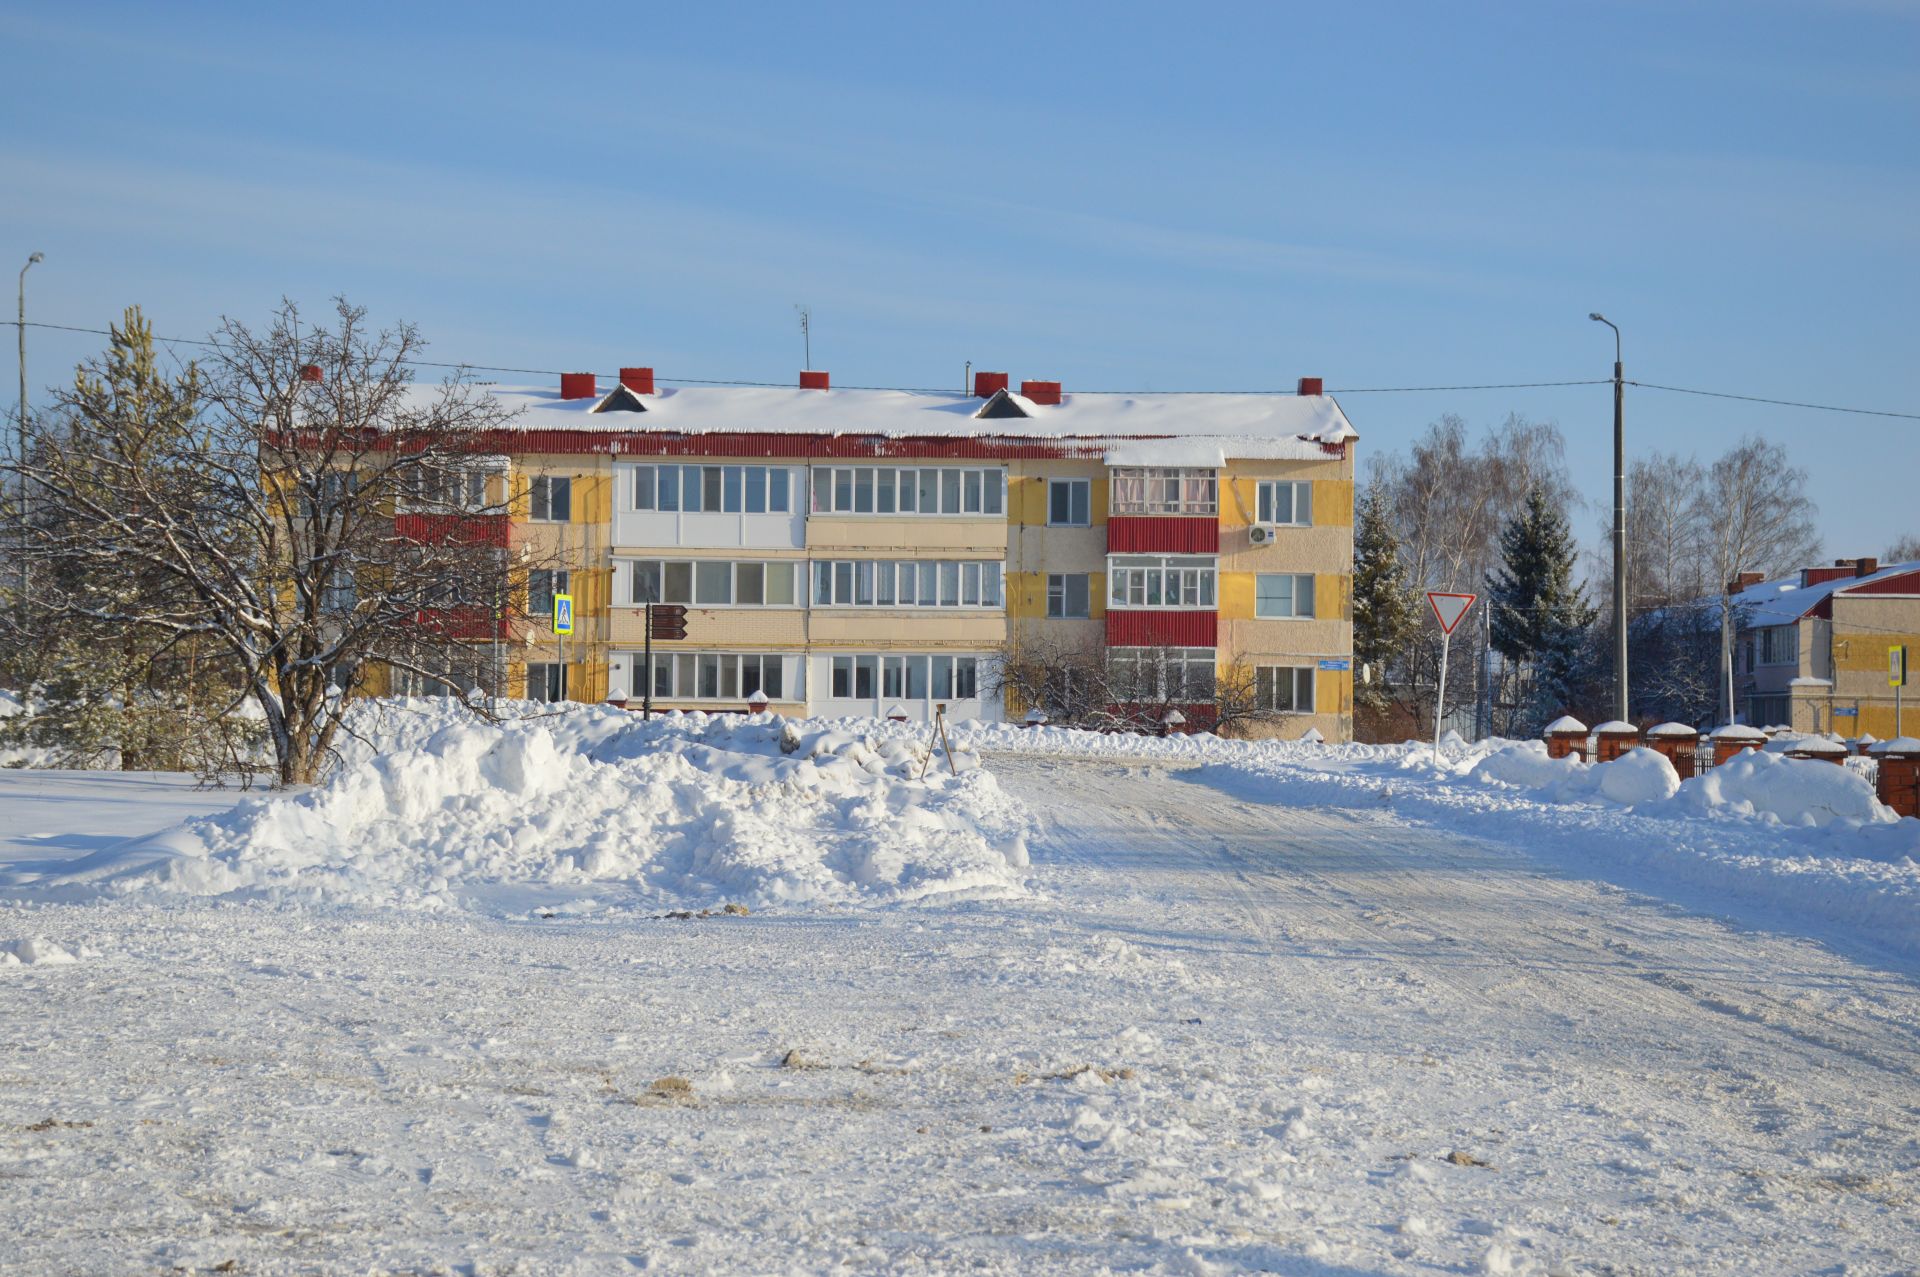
1249, 524, 1278, 545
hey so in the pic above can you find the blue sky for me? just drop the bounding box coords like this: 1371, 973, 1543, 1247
5, 1, 1916, 562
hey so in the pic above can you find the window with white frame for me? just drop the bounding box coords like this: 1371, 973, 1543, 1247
626, 559, 800, 607
1256, 480, 1313, 526
1048, 478, 1091, 526
1106, 647, 1217, 700
1255, 573, 1316, 619
528, 568, 570, 616
638, 651, 789, 702
809, 466, 1005, 516
1107, 556, 1217, 609
811, 559, 1004, 608
1758, 625, 1798, 666
1256, 665, 1316, 713
632, 464, 791, 515
397, 463, 488, 513
529, 475, 572, 522
830, 654, 979, 702
1047, 573, 1091, 619
526, 662, 568, 703
1109, 468, 1217, 515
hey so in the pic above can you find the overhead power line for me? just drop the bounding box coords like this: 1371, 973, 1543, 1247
5, 319, 1915, 417
1624, 380, 1920, 421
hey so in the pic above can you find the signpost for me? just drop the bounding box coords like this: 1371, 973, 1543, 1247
641, 603, 689, 719
1894, 644, 1909, 736
1427, 591, 1477, 757
552, 593, 574, 702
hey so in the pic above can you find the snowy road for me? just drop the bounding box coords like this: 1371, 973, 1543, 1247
4, 757, 1919, 1274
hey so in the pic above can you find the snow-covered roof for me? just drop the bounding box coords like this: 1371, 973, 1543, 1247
447, 382, 1358, 461
1645, 721, 1699, 738
1544, 715, 1588, 734
1718, 560, 1920, 628
1592, 720, 1637, 734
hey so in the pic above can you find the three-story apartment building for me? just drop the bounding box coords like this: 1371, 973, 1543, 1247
428, 367, 1360, 740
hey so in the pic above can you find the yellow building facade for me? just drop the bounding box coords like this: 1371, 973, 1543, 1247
435, 371, 1360, 738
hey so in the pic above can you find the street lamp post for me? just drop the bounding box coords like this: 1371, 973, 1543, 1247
17, 253, 42, 474
1589, 312, 1628, 724
16, 252, 44, 612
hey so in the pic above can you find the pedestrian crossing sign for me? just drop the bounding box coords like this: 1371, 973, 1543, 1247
553, 593, 574, 635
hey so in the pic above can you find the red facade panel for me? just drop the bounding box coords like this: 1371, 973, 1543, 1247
1106, 515, 1219, 554
1840, 569, 1920, 596
1105, 610, 1218, 647
394, 513, 510, 548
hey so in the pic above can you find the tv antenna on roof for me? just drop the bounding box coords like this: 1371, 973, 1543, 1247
794, 304, 811, 370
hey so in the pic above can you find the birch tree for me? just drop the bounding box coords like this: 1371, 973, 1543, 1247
7, 298, 547, 785
1698, 437, 1819, 724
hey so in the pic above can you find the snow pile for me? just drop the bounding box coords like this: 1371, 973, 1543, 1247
21, 706, 1030, 913
0, 937, 92, 967
1672, 748, 1890, 827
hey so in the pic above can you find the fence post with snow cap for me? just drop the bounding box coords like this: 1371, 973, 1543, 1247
1544, 715, 1589, 761
745, 689, 769, 717
1709, 724, 1767, 767
1644, 723, 1702, 779
1592, 721, 1642, 764
1874, 738, 1920, 819
1853, 733, 1879, 757
1784, 737, 1849, 766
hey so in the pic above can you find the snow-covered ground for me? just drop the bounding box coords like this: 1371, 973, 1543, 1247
3, 712, 1919, 1274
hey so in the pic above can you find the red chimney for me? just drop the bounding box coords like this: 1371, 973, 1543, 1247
620, 367, 655, 395
560, 372, 597, 400
1020, 379, 1062, 406
1856, 556, 1880, 577
799, 370, 830, 391
1728, 570, 1766, 594
299, 364, 323, 383
1297, 376, 1324, 396
974, 370, 1009, 399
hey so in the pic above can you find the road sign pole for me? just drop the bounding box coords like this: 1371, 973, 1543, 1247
1424, 591, 1477, 760
644, 602, 653, 721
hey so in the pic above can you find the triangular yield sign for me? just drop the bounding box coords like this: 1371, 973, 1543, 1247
1427, 591, 1476, 635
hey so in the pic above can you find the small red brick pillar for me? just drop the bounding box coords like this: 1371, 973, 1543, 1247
1644, 723, 1701, 780
745, 689, 770, 716
1874, 739, 1920, 819
885, 705, 910, 724
1023, 708, 1049, 730
1544, 715, 1588, 761
1853, 734, 1880, 757
1710, 724, 1767, 766
1160, 709, 1187, 738
1785, 737, 1849, 765
1592, 721, 1641, 763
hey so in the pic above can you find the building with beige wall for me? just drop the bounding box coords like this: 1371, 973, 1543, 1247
417, 368, 1359, 738
1724, 557, 1920, 737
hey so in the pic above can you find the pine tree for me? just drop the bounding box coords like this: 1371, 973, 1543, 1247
1487, 484, 1596, 724
1352, 480, 1415, 711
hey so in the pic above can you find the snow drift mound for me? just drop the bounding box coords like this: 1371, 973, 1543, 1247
31, 707, 1031, 913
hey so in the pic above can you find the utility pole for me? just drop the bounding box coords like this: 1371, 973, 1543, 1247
1590, 312, 1628, 723
16, 252, 44, 612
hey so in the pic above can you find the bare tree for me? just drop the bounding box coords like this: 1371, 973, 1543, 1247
6, 298, 547, 785
1885, 532, 1920, 563
1371, 412, 1578, 735
1698, 436, 1820, 724
992, 636, 1286, 736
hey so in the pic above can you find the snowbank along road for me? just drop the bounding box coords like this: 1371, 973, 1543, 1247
3, 756, 1918, 1274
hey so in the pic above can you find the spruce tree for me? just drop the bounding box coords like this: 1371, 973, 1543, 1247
1487, 484, 1596, 723
1352, 480, 1415, 710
